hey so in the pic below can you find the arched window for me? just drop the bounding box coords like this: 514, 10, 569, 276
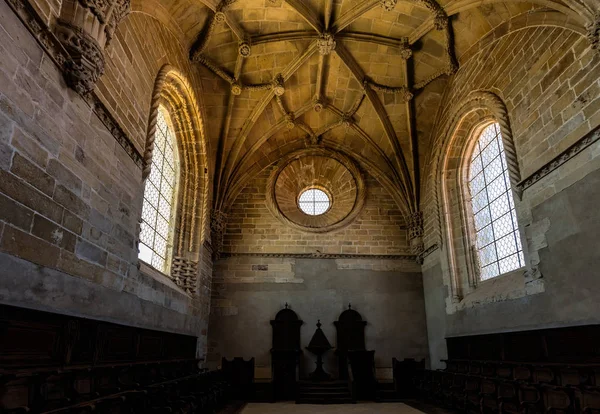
468, 122, 524, 280
139, 107, 179, 274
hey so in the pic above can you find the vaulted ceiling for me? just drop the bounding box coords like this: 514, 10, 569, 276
135, 0, 594, 217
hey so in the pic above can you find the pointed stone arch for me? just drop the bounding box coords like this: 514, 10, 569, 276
141, 65, 211, 292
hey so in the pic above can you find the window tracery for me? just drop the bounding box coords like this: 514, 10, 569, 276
468, 123, 524, 280
139, 107, 179, 274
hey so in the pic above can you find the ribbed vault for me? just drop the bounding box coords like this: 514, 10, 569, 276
129, 0, 597, 228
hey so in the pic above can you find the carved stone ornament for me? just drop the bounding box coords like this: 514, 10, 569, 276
341, 114, 353, 128
318, 33, 336, 56
588, 12, 600, 51
313, 98, 324, 112
210, 209, 228, 259
433, 11, 448, 30
55, 0, 131, 95
238, 40, 252, 57
381, 0, 398, 11
214, 11, 226, 23
272, 74, 286, 96
305, 133, 322, 146
285, 113, 296, 130
170, 257, 198, 295
402, 87, 414, 103
231, 82, 243, 95
399, 44, 413, 60
408, 211, 425, 254
445, 60, 459, 76
55, 23, 105, 95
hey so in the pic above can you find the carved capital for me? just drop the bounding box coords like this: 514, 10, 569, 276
272, 74, 285, 96
210, 209, 228, 260
381, 0, 398, 11
55, 0, 130, 95
55, 23, 105, 95
318, 32, 336, 55
408, 211, 424, 254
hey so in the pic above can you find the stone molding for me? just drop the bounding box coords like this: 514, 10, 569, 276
220, 252, 416, 261
518, 123, 600, 191
4, 0, 143, 168
265, 147, 367, 234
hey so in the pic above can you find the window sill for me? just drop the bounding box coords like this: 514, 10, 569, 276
455, 267, 544, 311
138, 261, 191, 298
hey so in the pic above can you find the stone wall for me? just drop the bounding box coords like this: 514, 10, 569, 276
208, 170, 429, 376
223, 171, 410, 255
420, 25, 600, 368
0, 0, 212, 357
208, 257, 428, 379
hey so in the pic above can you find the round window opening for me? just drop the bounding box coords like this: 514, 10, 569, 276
298, 188, 331, 216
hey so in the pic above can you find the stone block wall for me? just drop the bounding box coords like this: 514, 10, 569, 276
420, 25, 600, 368
208, 168, 429, 375
0, 0, 213, 357
423, 27, 599, 249
224, 171, 411, 255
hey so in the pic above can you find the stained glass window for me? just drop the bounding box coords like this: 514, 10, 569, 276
298, 188, 331, 216
468, 123, 524, 280
138, 107, 179, 274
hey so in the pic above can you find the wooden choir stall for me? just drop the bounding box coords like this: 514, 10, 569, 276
270, 304, 303, 401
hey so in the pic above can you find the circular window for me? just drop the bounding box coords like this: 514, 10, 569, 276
298, 188, 331, 216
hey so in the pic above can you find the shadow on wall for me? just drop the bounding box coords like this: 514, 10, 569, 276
208, 258, 429, 378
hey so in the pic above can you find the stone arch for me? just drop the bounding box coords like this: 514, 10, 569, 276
222, 139, 413, 220
427, 91, 542, 307
458, 10, 589, 65
141, 65, 211, 291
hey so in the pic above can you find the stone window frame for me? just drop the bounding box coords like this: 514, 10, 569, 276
436, 92, 545, 312
138, 66, 211, 295
450, 119, 527, 287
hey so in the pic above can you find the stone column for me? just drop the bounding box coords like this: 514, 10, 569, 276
55, 0, 131, 95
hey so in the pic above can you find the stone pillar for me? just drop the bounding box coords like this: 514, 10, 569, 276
408, 211, 425, 255
55, 0, 131, 95
210, 209, 228, 260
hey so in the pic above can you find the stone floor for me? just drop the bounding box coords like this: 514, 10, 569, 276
240, 402, 425, 413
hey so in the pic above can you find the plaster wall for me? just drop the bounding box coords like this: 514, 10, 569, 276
420, 23, 600, 369
209, 257, 429, 379
423, 165, 600, 368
